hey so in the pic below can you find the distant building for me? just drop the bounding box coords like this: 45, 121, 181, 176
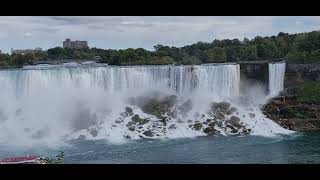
0, 50, 2, 54
63, 38, 88, 49
11, 48, 42, 55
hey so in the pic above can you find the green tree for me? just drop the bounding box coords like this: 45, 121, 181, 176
205, 47, 227, 63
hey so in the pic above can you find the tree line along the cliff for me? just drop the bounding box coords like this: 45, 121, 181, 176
1, 30, 320, 68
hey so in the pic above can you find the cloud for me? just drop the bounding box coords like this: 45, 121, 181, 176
24, 32, 32, 37
0, 16, 319, 53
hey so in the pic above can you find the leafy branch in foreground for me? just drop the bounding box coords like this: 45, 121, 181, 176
39, 151, 65, 164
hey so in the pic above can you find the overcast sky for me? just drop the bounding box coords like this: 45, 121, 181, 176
0, 16, 320, 53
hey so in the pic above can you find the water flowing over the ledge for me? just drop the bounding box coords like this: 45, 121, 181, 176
0, 63, 291, 147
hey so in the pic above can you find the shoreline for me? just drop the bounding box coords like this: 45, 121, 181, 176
262, 92, 320, 132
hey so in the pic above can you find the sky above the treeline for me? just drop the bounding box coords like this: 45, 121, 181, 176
0, 16, 320, 53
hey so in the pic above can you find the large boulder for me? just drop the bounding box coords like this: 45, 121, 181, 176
210, 102, 219, 112
125, 106, 134, 116
218, 102, 231, 110
141, 95, 177, 118
217, 121, 223, 128
214, 112, 225, 120
160, 116, 168, 126
89, 128, 98, 137
226, 124, 238, 133
227, 116, 241, 125
143, 130, 154, 137
128, 126, 135, 131
126, 121, 136, 127
131, 115, 149, 125
169, 124, 177, 129
115, 119, 122, 124
203, 126, 218, 135
243, 128, 252, 134
193, 123, 203, 131
165, 95, 177, 107
208, 120, 218, 127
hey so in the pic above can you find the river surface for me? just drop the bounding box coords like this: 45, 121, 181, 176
1, 132, 320, 164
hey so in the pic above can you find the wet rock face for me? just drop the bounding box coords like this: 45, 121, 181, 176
243, 128, 252, 134
208, 120, 219, 127
203, 126, 217, 135
210, 102, 219, 112
125, 107, 134, 116
227, 116, 241, 125
115, 119, 122, 124
143, 130, 154, 137
214, 112, 225, 120
138, 95, 177, 119
160, 116, 168, 126
128, 126, 135, 131
286, 63, 320, 87
209, 101, 237, 120
193, 123, 203, 131
218, 102, 231, 110
126, 121, 135, 127
119, 97, 253, 138
131, 115, 150, 125
169, 124, 177, 129
89, 128, 98, 137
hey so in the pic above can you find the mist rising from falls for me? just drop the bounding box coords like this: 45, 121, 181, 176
0, 63, 291, 147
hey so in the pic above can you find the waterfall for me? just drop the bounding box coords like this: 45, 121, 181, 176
6, 64, 239, 96
268, 62, 286, 96
0, 63, 291, 147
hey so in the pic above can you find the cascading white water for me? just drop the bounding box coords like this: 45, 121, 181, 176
0, 63, 291, 147
268, 62, 286, 96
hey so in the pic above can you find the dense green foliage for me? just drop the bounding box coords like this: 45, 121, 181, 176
1, 30, 320, 68
297, 82, 320, 103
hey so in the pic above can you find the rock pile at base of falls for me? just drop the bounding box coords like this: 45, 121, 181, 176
80, 95, 253, 140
